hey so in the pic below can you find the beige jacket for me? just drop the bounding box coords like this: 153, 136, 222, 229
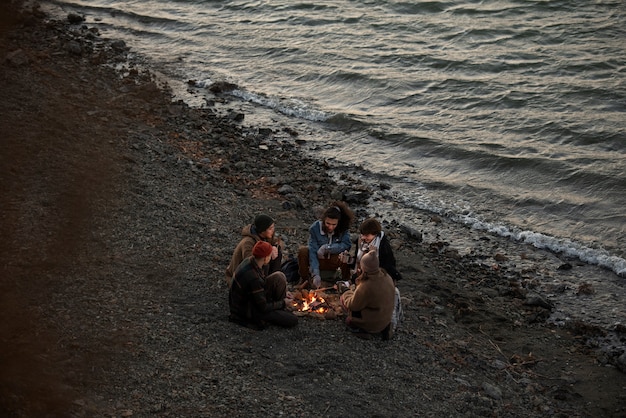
225, 224, 282, 287
341, 269, 395, 333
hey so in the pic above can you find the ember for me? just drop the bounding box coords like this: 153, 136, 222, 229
298, 290, 327, 313
289, 289, 344, 320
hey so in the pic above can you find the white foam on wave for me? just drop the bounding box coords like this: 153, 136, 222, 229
458, 214, 626, 278
361, 176, 626, 278
194, 78, 213, 88
231, 90, 329, 122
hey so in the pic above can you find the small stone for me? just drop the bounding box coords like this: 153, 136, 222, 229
400, 225, 423, 242
258, 127, 272, 137
229, 111, 244, 121
66, 40, 82, 55
278, 185, 295, 195
491, 360, 507, 370
433, 305, 446, 315
616, 352, 626, 372
5, 49, 29, 66
482, 382, 502, 400
524, 293, 553, 310
576, 282, 595, 295
67, 12, 85, 24
111, 40, 129, 52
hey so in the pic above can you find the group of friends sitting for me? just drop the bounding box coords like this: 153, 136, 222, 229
225, 201, 403, 340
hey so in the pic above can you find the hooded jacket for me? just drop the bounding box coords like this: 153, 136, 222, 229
341, 268, 395, 333
225, 224, 282, 286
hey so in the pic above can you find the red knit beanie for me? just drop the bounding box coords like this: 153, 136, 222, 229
252, 241, 273, 258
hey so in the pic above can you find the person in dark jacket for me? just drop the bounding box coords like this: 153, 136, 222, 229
225, 213, 284, 287
229, 241, 298, 329
353, 218, 403, 283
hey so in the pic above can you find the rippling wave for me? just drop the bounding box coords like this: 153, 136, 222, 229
45, 0, 626, 275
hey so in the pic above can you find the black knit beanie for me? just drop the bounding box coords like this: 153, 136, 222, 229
254, 214, 274, 234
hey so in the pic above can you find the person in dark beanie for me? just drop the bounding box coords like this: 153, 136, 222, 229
225, 213, 285, 287
340, 251, 395, 340
253, 214, 274, 235
229, 241, 298, 329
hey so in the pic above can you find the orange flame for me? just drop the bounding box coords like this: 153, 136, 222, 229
294, 291, 328, 314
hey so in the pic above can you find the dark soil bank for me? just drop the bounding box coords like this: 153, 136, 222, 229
1, 2, 624, 417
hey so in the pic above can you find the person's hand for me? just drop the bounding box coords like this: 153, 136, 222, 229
271, 245, 279, 260
336, 281, 350, 294
317, 244, 328, 259
312, 274, 321, 289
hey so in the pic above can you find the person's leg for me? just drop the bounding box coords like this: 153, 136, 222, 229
345, 314, 372, 339
319, 254, 341, 282
381, 323, 393, 340
297, 246, 310, 283
319, 254, 353, 283
262, 309, 298, 328
262, 271, 298, 328
340, 262, 351, 281
265, 271, 287, 302
318, 254, 340, 272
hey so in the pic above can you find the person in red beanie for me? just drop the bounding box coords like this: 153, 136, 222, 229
225, 213, 285, 288
229, 241, 298, 329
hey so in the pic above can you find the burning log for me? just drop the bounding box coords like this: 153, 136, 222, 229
289, 288, 344, 320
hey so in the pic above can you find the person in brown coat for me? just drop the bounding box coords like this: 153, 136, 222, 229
225, 213, 284, 287
340, 250, 395, 339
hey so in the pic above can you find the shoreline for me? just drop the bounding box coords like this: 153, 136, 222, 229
138, 6, 626, 335
1, 2, 625, 417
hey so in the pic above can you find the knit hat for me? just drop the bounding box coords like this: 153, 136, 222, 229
360, 250, 380, 275
252, 241, 273, 258
254, 214, 274, 234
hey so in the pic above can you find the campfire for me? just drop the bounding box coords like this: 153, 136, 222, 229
289, 288, 344, 320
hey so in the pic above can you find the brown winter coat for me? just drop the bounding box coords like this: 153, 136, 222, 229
341, 269, 395, 333
225, 224, 283, 287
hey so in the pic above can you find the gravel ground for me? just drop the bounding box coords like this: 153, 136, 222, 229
1, 2, 624, 417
